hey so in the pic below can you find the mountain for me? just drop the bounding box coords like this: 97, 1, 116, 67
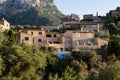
0, 0, 64, 26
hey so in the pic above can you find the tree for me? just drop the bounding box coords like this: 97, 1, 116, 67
48, 46, 57, 55
0, 43, 47, 80
11, 25, 24, 32
72, 51, 99, 69
108, 23, 119, 35
0, 32, 4, 46
0, 55, 4, 76
69, 60, 88, 80
108, 35, 120, 56
60, 66, 77, 80
98, 61, 120, 80
98, 44, 108, 61
3, 30, 15, 45
107, 54, 116, 63
71, 50, 82, 61
82, 51, 99, 70
49, 73, 61, 80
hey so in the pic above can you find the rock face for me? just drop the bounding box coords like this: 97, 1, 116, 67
0, 0, 64, 26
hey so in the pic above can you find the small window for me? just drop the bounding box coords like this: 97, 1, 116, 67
65, 40, 71, 45
7, 24, 9, 27
39, 32, 42, 35
104, 41, 107, 45
84, 25, 86, 28
49, 41, 52, 44
65, 48, 70, 51
25, 37, 29, 41
31, 32, 33, 35
60, 48, 63, 51
76, 33, 80, 37
87, 40, 91, 45
92, 25, 97, 28
76, 40, 80, 45
38, 39, 42, 42
46, 34, 51, 37
53, 35, 57, 37
54, 41, 59, 44
65, 41, 69, 44
33, 39, 34, 43
88, 34, 92, 38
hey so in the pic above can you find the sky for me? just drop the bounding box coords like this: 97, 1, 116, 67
54, 0, 120, 19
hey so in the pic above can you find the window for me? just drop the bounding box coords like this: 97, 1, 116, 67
65, 41, 69, 44
54, 41, 59, 44
87, 40, 91, 45
65, 48, 71, 51
84, 25, 86, 28
60, 48, 63, 51
39, 32, 42, 35
7, 24, 9, 27
49, 41, 52, 44
87, 33, 92, 38
76, 33, 80, 37
31, 32, 33, 35
53, 34, 57, 37
65, 39, 71, 45
38, 39, 42, 42
46, 34, 51, 37
104, 41, 107, 45
25, 37, 29, 41
92, 25, 95, 28
33, 39, 34, 43
76, 40, 80, 45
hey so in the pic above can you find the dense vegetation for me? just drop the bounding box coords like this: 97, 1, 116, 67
0, 23, 120, 80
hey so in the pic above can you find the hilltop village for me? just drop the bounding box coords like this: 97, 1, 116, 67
1, 7, 120, 59
1, 2, 120, 79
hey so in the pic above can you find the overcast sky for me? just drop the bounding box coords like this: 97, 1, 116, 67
54, 0, 120, 19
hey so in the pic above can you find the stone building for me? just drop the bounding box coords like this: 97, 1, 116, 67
61, 14, 80, 29
81, 21, 103, 32
0, 18, 10, 31
16, 29, 108, 54
81, 14, 103, 32
106, 7, 120, 19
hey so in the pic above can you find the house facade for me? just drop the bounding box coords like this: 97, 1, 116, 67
16, 29, 108, 54
81, 14, 103, 32
61, 14, 81, 29
0, 18, 10, 31
62, 30, 108, 51
83, 14, 94, 20
81, 21, 103, 32
42, 24, 63, 32
106, 7, 120, 19
16, 29, 46, 45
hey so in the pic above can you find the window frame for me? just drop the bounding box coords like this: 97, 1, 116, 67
24, 37, 29, 41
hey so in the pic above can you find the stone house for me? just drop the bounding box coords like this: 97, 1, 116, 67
16, 29, 108, 53
83, 14, 94, 20
59, 30, 108, 51
61, 14, 81, 29
0, 18, 10, 31
81, 21, 100, 32
106, 7, 120, 19
42, 24, 63, 32
81, 14, 104, 32
16, 29, 46, 45
71, 31, 108, 51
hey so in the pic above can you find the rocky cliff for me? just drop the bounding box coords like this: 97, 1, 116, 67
0, 0, 64, 26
